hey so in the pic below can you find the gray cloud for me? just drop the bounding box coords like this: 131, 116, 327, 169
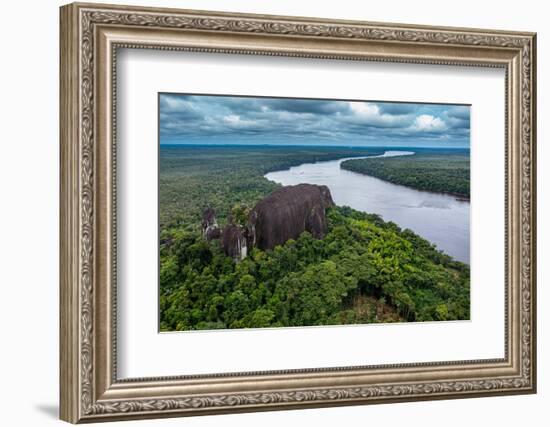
377, 103, 416, 115
159, 94, 470, 146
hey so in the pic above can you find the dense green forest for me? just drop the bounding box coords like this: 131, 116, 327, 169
341, 150, 470, 198
159, 145, 470, 331
160, 145, 383, 230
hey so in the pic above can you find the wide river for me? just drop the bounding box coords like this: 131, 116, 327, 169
265, 151, 470, 264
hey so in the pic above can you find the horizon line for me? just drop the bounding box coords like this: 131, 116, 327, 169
159, 143, 470, 149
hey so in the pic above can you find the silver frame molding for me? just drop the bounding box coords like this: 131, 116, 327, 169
60, 2, 537, 423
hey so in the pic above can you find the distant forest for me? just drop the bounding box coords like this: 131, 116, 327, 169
159, 146, 470, 331
341, 151, 470, 198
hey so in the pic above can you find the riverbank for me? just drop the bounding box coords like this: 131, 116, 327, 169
265, 150, 470, 263
340, 151, 470, 200
159, 144, 382, 229
159, 145, 471, 331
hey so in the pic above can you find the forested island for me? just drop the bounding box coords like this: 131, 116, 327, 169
341, 149, 470, 198
159, 145, 470, 331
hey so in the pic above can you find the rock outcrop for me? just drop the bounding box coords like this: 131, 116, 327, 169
247, 184, 334, 251
201, 207, 221, 241
221, 223, 248, 261
201, 183, 334, 260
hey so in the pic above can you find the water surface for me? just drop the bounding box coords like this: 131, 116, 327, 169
265, 151, 470, 263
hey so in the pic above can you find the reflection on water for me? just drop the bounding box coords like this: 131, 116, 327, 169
265, 151, 470, 264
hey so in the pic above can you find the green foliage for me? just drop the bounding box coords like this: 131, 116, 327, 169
159, 146, 470, 331
159, 145, 383, 229
341, 151, 470, 198
160, 206, 470, 331
231, 204, 250, 226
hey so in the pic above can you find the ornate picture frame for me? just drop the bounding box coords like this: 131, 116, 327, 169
60, 2, 536, 423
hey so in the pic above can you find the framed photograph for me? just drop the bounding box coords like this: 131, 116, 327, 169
60, 2, 537, 423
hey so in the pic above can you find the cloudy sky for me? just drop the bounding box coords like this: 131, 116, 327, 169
159, 94, 470, 147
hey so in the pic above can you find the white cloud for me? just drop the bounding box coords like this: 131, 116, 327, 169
161, 96, 192, 112
349, 102, 381, 116
222, 114, 260, 129
159, 95, 469, 145
223, 114, 241, 124
411, 114, 447, 131
347, 102, 410, 127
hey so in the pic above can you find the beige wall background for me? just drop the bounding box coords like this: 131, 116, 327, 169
0, 1, 545, 426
